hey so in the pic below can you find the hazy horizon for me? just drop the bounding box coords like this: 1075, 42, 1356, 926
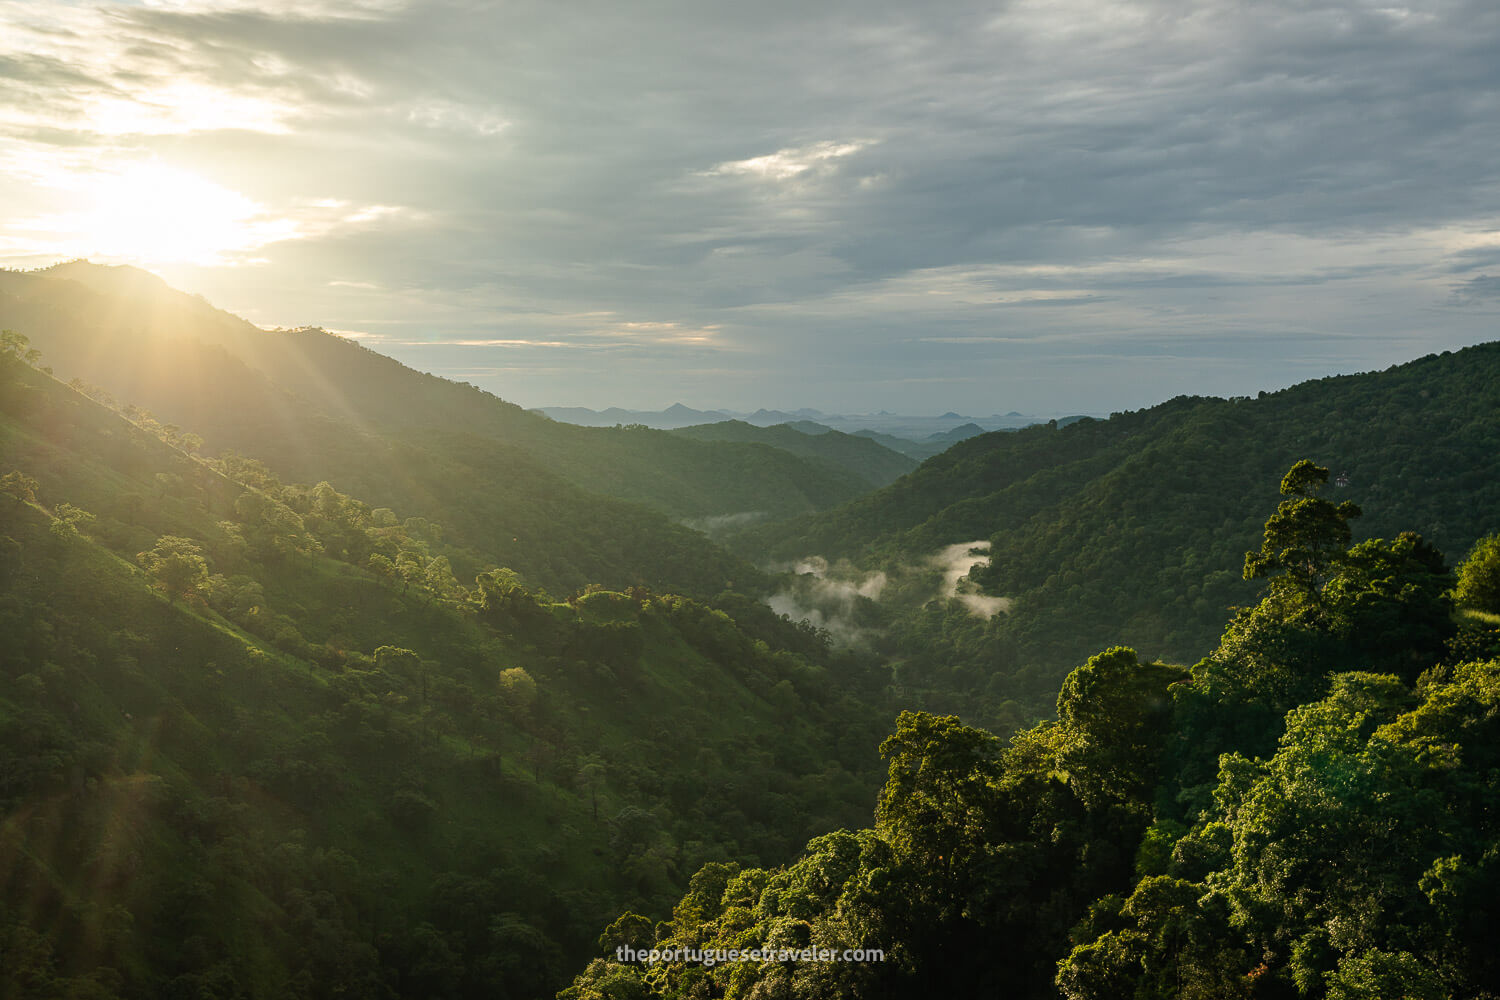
4, 0, 1499, 413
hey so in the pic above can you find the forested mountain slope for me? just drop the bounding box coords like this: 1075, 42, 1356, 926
0, 343, 892, 997
670, 420, 918, 489
737, 344, 1500, 726
564, 464, 1500, 1000
0, 263, 871, 592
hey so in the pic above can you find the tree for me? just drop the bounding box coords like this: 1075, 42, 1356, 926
1322, 532, 1454, 681
1211, 673, 1443, 993
0, 470, 39, 503
137, 535, 209, 600
1055, 647, 1187, 806
875, 711, 1002, 901
424, 555, 460, 600
1454, 533, 1500, 614
558, 959, 650, 1000
49, 502, 96, 542
1244, 460, 1362, 598
1325, 949, 1445, 1000
375, 645, 422, 678
1188, 463, 1385, 751
1056, 876, 1252, 1000
367, 552, 396, 583
0, 329, 41, 366
597, 912, 654, 955
497, 667, 537, 724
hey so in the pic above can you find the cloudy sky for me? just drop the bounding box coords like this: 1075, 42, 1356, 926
3, 0, 1498, 414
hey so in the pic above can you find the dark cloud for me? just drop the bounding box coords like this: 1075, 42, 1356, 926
1451, 274, 1500, 302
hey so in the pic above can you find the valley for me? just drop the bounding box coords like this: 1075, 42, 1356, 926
2, 264, 1498, 999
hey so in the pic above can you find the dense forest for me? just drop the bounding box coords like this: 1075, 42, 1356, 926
3, 264, 1500, 999
668, 422, 918, 492
737, 344, 1500, 732
0, 333, 891, 997
563, 462, 1500, 999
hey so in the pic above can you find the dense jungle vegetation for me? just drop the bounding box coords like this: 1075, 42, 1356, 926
741, 342, 1500, 733
563, 462, 1500, 1000
3, 263, 1499, 999
0, 336, 891, 998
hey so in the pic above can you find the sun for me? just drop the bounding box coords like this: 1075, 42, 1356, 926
30, 162, 296, 268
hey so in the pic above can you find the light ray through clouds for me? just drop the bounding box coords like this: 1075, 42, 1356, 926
2, 0, 1499, 412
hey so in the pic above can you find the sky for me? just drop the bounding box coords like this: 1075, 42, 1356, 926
3, 0, 1499, 415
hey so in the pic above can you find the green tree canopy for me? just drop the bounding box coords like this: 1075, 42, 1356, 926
1454, 532, 1500, 614
137, 535, 209, 600
1244, 460, 1363, 597
1055, 647, 1188, 806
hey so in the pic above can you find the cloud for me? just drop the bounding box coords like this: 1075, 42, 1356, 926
707, 140, 873, 182
1451, 274, 1500, 303
767, 556, 888, 647
3, 0, 1500, 411
764, 542, 1010, 647
931, 541, 1009, 619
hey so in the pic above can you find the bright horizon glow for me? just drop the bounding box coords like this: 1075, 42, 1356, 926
16, 162, 298, 267
83, 82, 291, 137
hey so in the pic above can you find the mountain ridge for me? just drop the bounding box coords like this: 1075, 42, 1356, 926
0, 262, 882, 594
730, 341, 1500, 728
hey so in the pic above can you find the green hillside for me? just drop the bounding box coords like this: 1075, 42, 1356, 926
0, 344, 893, 998
0, 263, 872, 592
736, 344, 1500, 727
848, 428, 964, 462
563, 463, 1500, 1000
670, 420, 918, 489
7, 266, 1500, 1000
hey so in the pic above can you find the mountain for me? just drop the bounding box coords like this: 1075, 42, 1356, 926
0, 262, 876, 594
8, 267, 1500, 1000
535, 403, 732, 429
924, 421, 985, 443
743, 408, 802, 425
849, 428, 958, 461
538, 402, 1079, 446
669, 420, 918, 489
0, 347, 891, 997
533, 404, 838, 431
733, 343, 1500, 727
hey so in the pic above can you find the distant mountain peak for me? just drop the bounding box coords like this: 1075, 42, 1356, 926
926, 422, 986, 442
